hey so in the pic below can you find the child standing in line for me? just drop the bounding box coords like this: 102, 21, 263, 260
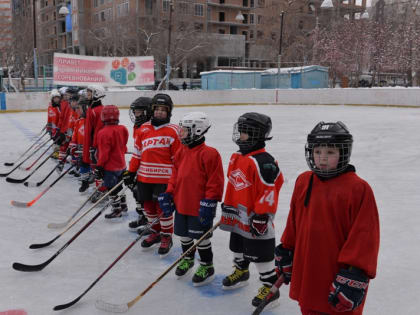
275, 121, 380, 315
123, 93, 181, 258
94, 105, 129, 217
158, 112, 224, 286
220, 112, 284, 309
127, 97, 152, 233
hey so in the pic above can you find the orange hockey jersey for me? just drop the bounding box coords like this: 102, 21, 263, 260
281, 170, 380, 315
166, 142, 224, 216
128, 122, 181, 184
221, 148, 284, 239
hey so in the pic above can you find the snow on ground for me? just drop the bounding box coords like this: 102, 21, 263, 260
0, 104, 419, 315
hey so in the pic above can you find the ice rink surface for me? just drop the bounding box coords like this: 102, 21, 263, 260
0, 104, 419, 315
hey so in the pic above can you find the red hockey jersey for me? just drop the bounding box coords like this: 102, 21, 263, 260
96, 124, 129, 171
221, 148, 284, 239
128, 122, 181, 184
47, 104, 60, 137
166, 142, 224, 216
82, 104, 104, 164
70, 117, 85, 147
281, 170, 380, 315
57, 100, 71, 135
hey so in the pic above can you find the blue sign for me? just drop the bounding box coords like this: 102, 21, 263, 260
65, 3, 72, 32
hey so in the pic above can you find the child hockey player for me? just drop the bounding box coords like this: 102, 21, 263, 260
95, 105, 129, 218
46, 89, 61, 140
79, 85, 105, 194
127, 97, 152, 232
220, 112, 284, 309
275, 121, 380, 315
68, 95, 88, 177
124, 93, 181, 257
158, 112, 224, 286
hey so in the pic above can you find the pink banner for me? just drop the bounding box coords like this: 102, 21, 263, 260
53, 53, 154, 87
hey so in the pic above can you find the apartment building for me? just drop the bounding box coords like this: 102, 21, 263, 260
0, 0, 12, 65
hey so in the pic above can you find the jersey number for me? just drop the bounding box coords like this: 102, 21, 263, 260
259, 190, 275, 207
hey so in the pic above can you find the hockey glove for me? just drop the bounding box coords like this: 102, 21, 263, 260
328, 267, 369, 312
249, 213, 270, 237
274, 243, 293, 284
199, 199, 217, 226
55, 132, 66, 145
94, 166, 105, 180
158, 192, 175, 217
122, 170, 136, 190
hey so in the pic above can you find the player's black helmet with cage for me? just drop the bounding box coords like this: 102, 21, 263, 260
305, 121, 353, 179
129, 97, 152, 127
232, 112, 272, 150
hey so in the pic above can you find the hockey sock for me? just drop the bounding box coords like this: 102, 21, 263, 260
120, 194, 127, 211
180, 237, 195, 259
255, 261, 277, 286
155, 201, 173, 235
233, 253, 250, 270
197, 239, 213, 264
144, 200, 161, 233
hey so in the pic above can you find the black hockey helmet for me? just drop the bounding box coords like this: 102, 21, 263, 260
305, 121, 353, 178
130, 97, 152, 126
232, 112, 272, 150
151, 93, 173, 125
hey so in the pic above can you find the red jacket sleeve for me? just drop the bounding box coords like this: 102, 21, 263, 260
166, 149, 182, 195
203, 148, 224, 201
128, 131, 142, 173
337, 182, 380, 278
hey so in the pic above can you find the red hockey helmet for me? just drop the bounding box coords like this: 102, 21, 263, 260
101, 105, 120, 124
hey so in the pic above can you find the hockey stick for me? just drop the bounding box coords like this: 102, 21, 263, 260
23, 152, 69, 188
3, 127, 47, 167
251, 274, 285, 315
53, 216, 161, 311
19, 140, 55, 171
11, 164, 75, 208
6, 153, 53, 184
95, 221, 221, 313
0, 138, 51, 177
29, 182, 124, 249
47, 188, 99, 229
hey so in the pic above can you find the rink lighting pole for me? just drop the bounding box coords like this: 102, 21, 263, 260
277, 11, 284, 89
33, 0, 38, 89
166, 0, 174, 91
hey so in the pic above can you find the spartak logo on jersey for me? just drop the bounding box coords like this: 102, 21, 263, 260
142, 136, 174, 151
229, 169, 252, 191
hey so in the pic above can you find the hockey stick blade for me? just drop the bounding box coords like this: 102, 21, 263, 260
47, 221, 68, 229
251, 275, 284, 315
6, 176, 30, 184
10, 200, 30, 208
4, 162, 14, 166
95, 300, 128, 313
29, 235, 60, 249
12, 256, 53, 272
24, 181, 38, 187
53, 296, 83, 311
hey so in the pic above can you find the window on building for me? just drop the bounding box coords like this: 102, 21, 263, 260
220, 0, 225, 3
93, 0, 98, 7
179, 2, 188, 14
100, 11, 105, 21
145, 0, 153, 15
258, 0, 265, 7
219, 12, 225, 22
163, 0, 170, 12
257, 15, 262, 24
117, 1, 129, 17
243, 14, 248, 24
218, 29, 225, 34
250, 0, 254, 8
250, 13, 254, 24
195, 4, 203, 16
249, 30, 254, 39
243, 0, 248, 7
257, 30, 263, 39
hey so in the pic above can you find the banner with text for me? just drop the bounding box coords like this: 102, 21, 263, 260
53, 53, 154, 87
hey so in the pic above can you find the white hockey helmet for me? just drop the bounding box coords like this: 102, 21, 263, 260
58, 87, 68, 95
50, 89, 61, 99
87, 85, 105, 100
178, 112, 211, 145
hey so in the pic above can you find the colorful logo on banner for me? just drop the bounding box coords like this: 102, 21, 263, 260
110, 57, 136, 85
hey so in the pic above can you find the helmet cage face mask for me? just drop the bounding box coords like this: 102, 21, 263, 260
305, 142, 352, 178
129, 107, 150, 125
232, 120, 268, 150
179, 116, 210, 145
